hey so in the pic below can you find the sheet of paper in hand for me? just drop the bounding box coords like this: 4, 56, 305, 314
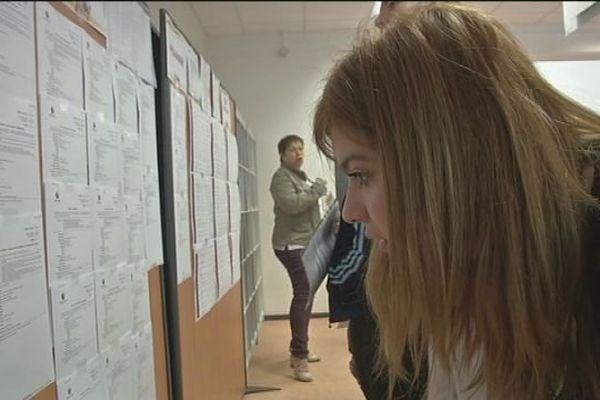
302, 200, 340, 307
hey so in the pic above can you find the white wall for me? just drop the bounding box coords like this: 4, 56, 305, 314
205, 31, 357, 315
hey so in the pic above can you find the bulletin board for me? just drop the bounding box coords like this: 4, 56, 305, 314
0, 2, 168, 399
158, 9, 245, 400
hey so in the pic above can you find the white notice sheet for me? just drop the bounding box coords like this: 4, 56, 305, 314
138, 81, 158, 174
230, 232, 241, 283
92, 186, 124, 271
122, 130, 143, 195
191, 101, 212, 176
41, 97, 87, 185
57, 355, 107, 400
227, 132, 239, 183
187, 46, 202, 102
50, 273, 98, 380
37, 2, 84, 108
45, 182, 93, 284
134, 326, 156, 400
125, 193, 146, 264
95, 267, 133, 351
105, 2, 134, 73
0, 213, 54, 400
165, 14, 188, 90
0, 2, 35, 99
221, 87, 231, 134
87, 115, 121, 188
211, 73, 222, 122
214, 179, 229, 238
131, 265, 151, 333
199, 55, 212, 114
171, 87, 192, 283
131, 2, 156, 87
103, 336, 135, 400
216, 236, 232, 297
143, 174, 163, 266
194, 240, 217, 320
229, 182, 241, 234
193, 174, 215, 243
114, 63, 138, 133
0, 95, 40, 216
212, 122, 227, 180
83, 35, 114, 122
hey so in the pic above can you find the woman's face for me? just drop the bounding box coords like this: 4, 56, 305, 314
281, 140, 304, 170
330, 124, 389, 247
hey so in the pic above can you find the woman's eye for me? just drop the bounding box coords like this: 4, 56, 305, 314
348, 171, 369, 186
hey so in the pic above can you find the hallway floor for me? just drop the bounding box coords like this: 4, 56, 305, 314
244, 318, 364, 400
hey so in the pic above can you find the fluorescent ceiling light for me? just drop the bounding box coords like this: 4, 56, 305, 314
371, 1, 382, 17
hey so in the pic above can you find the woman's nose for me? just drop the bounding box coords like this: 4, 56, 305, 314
342, 188, 366, 224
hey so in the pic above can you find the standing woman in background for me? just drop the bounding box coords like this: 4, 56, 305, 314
314, 4, 600, 399
269, 135, 327, 382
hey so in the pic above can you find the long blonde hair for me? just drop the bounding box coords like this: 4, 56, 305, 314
314, 4, 600, 399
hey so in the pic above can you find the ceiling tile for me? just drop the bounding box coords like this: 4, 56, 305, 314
203, 24, 244, 36
192, 2, 240, 26
493, 1, 560, 16
243, 20, 304, 34
305, 18, 364, 32
305, 1, 372, 21
236, 1, 304, 24
463, 2, 502, 13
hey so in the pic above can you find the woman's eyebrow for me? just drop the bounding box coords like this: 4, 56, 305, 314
339, 154, 370, 172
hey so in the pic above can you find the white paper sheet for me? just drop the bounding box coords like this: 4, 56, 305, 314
131, 2, 156, 87
132, 264, 151, 333
92, 186, 124, 271
193, 174, 215, 243
229, 182, 241, 234
191, 101, 212, 176
230, 232, 241, 283
143, 175, 163, 266
57, 355, 107, 400
171, 87, 192, 283
37, 2, 84, 108
45, 182, 93, 284
211, 73, 221, 121
214, 179, 229, 238
50, 273, 98, 380
221, 87, 231, 134
227, 131, 239, 183
138, 81, 158, 173
0, 2, 35, 99
124, 192, 146, 264
212, 122, 227, 180
87, 115, 121, 188
187, 46, 202, 102
0, 95, 40, 216
165, 14, 188, 90
0, 213, 54, 400
194, 240, 217, 319
105, 1, 134, 73
134, 326, 156, 400
114, 63, 138, 133
41, 97, 87, 185
95, 267, 133, 351
83, 35, 114, 122
122, 130, 143, 195
216, 236, 232, 297
102, 336, 135, 400
199, 55, 212, 114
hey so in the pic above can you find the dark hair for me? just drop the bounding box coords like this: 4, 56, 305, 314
277, 135, 304, 155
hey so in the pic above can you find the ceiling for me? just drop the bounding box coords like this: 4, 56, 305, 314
190, 1, 600, 36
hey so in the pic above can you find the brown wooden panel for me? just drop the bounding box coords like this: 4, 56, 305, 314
178, 278, 195, 400
48, 2, 106, 47
31, 382, 57, 400
148, 265, 170, 400
193, 282, 246, 400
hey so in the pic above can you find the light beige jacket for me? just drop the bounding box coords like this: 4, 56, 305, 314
269, 164, 325, 248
